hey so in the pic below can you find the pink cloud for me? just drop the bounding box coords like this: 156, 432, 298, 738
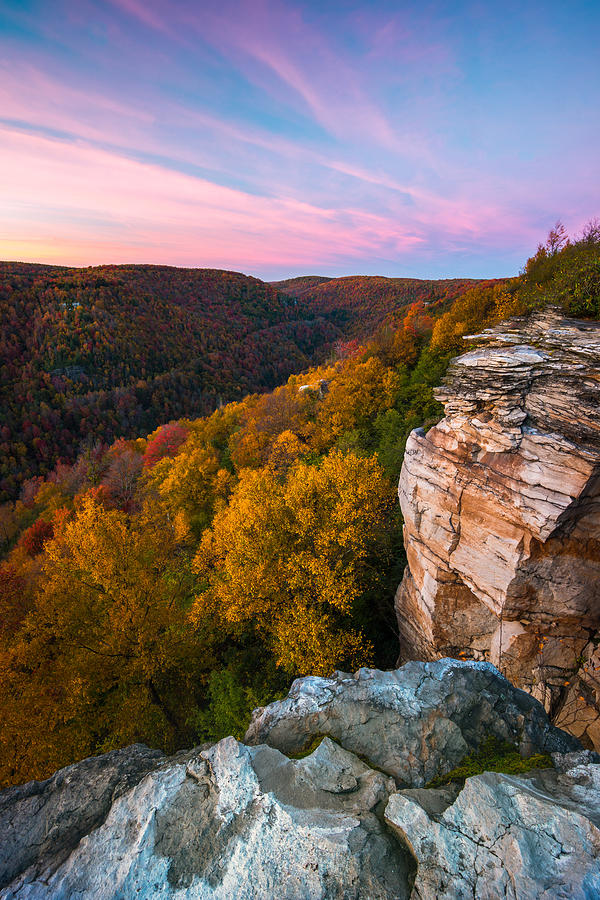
0, 2, 455, 201
0, 126, 428, 269
152, 0, 414, 156
0, 113, 545, 277
0, 61, 155, 144
107, 0, 175, 36
2, 0, 574, 277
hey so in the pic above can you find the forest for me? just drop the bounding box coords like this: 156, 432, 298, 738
0, 264, 341, 502
0, 265, 481, 503
274, 273, 486, 337
0, 224, 598, 788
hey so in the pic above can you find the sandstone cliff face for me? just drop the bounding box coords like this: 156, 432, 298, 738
1, 661, 597, 900
395, 308, 600, 748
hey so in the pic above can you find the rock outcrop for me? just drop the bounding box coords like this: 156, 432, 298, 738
1, 736, 410, 900
385, 752, 600, 899
245, 659, 580, 785
0, 744, 163, 890
395, 308, 600, 748
2, 661, 600, 899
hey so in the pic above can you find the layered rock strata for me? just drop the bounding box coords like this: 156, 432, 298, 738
395, 308, 600, 748
1, 662, 598, 900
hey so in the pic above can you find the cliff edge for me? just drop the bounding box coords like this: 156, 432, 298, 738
1, 661, 596, 899
396, 308, 600, 748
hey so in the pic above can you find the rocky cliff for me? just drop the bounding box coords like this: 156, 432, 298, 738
2, 660, 598, 899
396, 308, 600, 749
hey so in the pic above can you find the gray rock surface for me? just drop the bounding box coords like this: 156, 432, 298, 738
0, 736, 412, 900
0, 743, 163, 890
385, 758, 600, 899
2, 662, 599, 899
245, 659, 580, 786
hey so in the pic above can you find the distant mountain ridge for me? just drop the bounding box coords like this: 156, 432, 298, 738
0, 263, 340, 501
272, 274, 488, 337
0, 262, 482, 500
269, 275, 334, 297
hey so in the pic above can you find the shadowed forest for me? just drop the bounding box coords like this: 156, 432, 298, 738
0, 265, 479, 503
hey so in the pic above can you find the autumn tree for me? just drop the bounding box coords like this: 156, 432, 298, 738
315, 356, 400, 447
581, 218, 600, 245
16, 517, 55, 557
430, 281, 517, 353
192, 451, 394, 677
0, 564, 32, 641
98, 440, 144, 511
146, 434, 233, 536
546, 220, 569, 255
0, 502, 19, 554
0, 496, 213, 786
266, 429, 308, 473
228, 385, 310, 471
143, 422, 189, 469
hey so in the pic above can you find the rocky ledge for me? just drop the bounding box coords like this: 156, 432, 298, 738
245, 659, 579, 784
2, 660, 599, 899
395, 308, 600, 748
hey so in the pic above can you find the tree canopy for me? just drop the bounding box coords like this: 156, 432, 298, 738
1, 223, 598, 787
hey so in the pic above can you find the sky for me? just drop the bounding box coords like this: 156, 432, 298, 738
0, 0, 599, 280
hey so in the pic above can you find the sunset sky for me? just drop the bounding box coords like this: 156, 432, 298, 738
1, 0, 599, 279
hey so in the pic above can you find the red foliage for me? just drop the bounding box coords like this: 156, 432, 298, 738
403, 301, 434, 337
0, 263, 343, 501
142, 423, 188, 469
334, 339, 363, 360
297, 275, 481, 339
18, 518, 54, 556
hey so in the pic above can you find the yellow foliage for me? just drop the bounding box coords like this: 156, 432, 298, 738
491, 288, 525, 322
192, 451, 391, 676
267, 430, 307, 472
430, 281, 521, 353
273, 606, 372, 676
315, 356, 400, 446
228, 384, 312, 470
146, 434, 233, 532
0, 496, 212, 786
228, 422, 272, 470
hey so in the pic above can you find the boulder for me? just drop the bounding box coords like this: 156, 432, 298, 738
385, 756, 600, 899
395, 308, 600, 747
245, 659, 580, 786
0, 743, 163, 891
0, 737, 412, 900
1, 662, 598, 900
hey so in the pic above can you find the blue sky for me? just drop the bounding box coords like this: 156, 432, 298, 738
0, 0, 599, 278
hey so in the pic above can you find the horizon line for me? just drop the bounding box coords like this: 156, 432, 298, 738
0, 258, 513, 284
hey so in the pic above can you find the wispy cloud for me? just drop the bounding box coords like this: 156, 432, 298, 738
1, 0, 598, 277
0, 127, 426, 271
